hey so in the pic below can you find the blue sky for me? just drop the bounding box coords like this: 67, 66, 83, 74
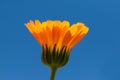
0, 0, 120, 80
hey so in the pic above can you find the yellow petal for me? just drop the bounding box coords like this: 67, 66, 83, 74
61, 21, 70, 29
35, 20, 42, 32
46, 20, 54, 30
68, 26, 89, 48
53, 20, 61, 28
70, 23, 84, 36
25, 23, 34, 33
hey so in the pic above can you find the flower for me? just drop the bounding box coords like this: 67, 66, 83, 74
25, 20, 89, 80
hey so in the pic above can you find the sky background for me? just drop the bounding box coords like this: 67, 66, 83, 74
0, 0, 120, 80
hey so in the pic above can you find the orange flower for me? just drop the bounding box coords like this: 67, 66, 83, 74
25, 20, 89, 80
25, 20, 88, 51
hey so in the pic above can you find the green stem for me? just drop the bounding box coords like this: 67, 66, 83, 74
50, 67, 57, 80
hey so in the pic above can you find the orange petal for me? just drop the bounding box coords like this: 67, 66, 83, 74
32, 32, 43, 45
52, 26, 60, 45
57, 25, 69, 51
68, 32, 84, 48
62, 30, 72, 46
45, 26, 53, 47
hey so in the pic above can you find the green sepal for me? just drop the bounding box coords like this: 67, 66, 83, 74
41, 44, 70, 68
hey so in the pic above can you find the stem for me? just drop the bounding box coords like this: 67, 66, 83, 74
50, 67, 57, 80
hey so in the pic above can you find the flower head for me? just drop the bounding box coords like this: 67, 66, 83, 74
25, 20, 89, 68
